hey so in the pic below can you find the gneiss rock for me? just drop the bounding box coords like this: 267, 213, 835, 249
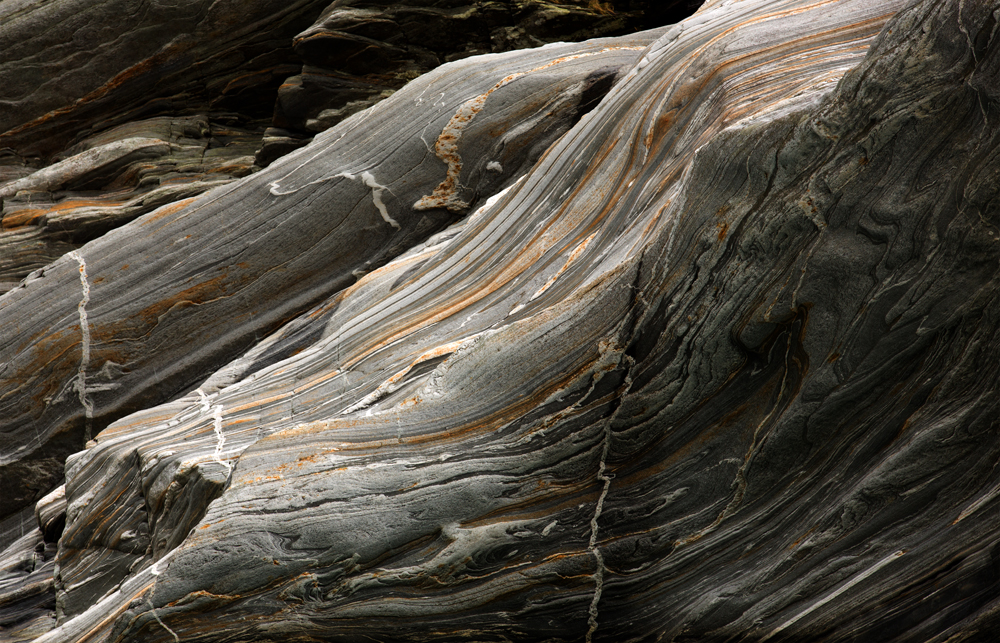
0, 115, 259, 293
0, 29, 662, 552
0, 1, 699, 291
24, 0, 1000, 640
0, 0, 333, 160
258, 0, 701, 163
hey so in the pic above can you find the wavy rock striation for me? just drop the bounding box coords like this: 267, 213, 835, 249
0, 29, 660, 529
3, 0, 1000, 641
0, 115, 260, 292
0, 1, 687, 295
268, 0, 701, 140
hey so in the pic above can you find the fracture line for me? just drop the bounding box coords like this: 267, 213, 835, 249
586, 420, 614, 643
68, 251, 94, 442
148, 560, 180, 643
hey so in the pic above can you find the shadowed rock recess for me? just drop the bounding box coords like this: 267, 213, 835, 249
1, 0, 1000, 640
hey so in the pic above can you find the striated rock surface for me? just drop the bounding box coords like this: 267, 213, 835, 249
0, 0, 332, 161
0, 29, 661, 530
0, 115, 259, 292
3, 0, 1000, 641
268, 0, 701, 141
0, 0, 692, 292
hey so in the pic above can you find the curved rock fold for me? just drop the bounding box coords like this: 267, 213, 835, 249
2, 0, 999, 641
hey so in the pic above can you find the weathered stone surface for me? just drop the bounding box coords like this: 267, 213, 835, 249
5, 0, 1000, 640
271, 0, 701, 135
0, 115, 259, 293
0, 0, 693, 293
0, 524, 57, 643
0, 0, 332, 160
0, 28, 662, 543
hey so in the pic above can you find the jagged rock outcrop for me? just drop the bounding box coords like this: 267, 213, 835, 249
3, 0, 1000, 640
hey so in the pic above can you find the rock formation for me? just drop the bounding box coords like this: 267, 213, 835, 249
0, 0, 697, 291
2, 0, 1000, 641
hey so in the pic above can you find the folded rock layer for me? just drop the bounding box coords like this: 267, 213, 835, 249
4, 0, 1000, 641
0, 31, 661, 531
0, 1, 692, 297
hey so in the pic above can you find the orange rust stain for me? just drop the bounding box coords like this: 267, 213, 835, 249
2, 208, 47, 228
134, 273, 228, 327
206, 162, 252, 175
87, 270, 245, 347
21, 331, 80, 406
242, 475, 284, 485
0, 41, 196, 146
826, 352, 840, 363
716, 221, 729, 241
227, 391, 292, 414
3, 197, 127, 229
140, 196, 199, 226
788, 524, 818, 549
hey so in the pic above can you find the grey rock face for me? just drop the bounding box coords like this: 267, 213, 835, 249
0, 0, 330, 160
271, 0, 700, 135
0, 115, 259, 292
4, 0, 1000, 641
0, 30, 657, 531
0, 1, 687, 293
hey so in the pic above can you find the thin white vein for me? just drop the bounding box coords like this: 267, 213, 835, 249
332, 171, 402, 229
762, 550, 905, 641
212, 403, 231, 473
196, 389, 231, 472
68, 250, 94, 442
148, 562, 180, 643
195, 388, 211, 414
585, 420, 613, 643
585, 346, 634, 643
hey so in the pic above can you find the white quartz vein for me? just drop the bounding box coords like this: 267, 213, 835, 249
149, 557, 181, 643
585, 420, 613, 643
197, 389, 232, 473
762, 550, 905, 641
585, 345, 634, 643
68, 251, 94, 442
335, 171, 401, 229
